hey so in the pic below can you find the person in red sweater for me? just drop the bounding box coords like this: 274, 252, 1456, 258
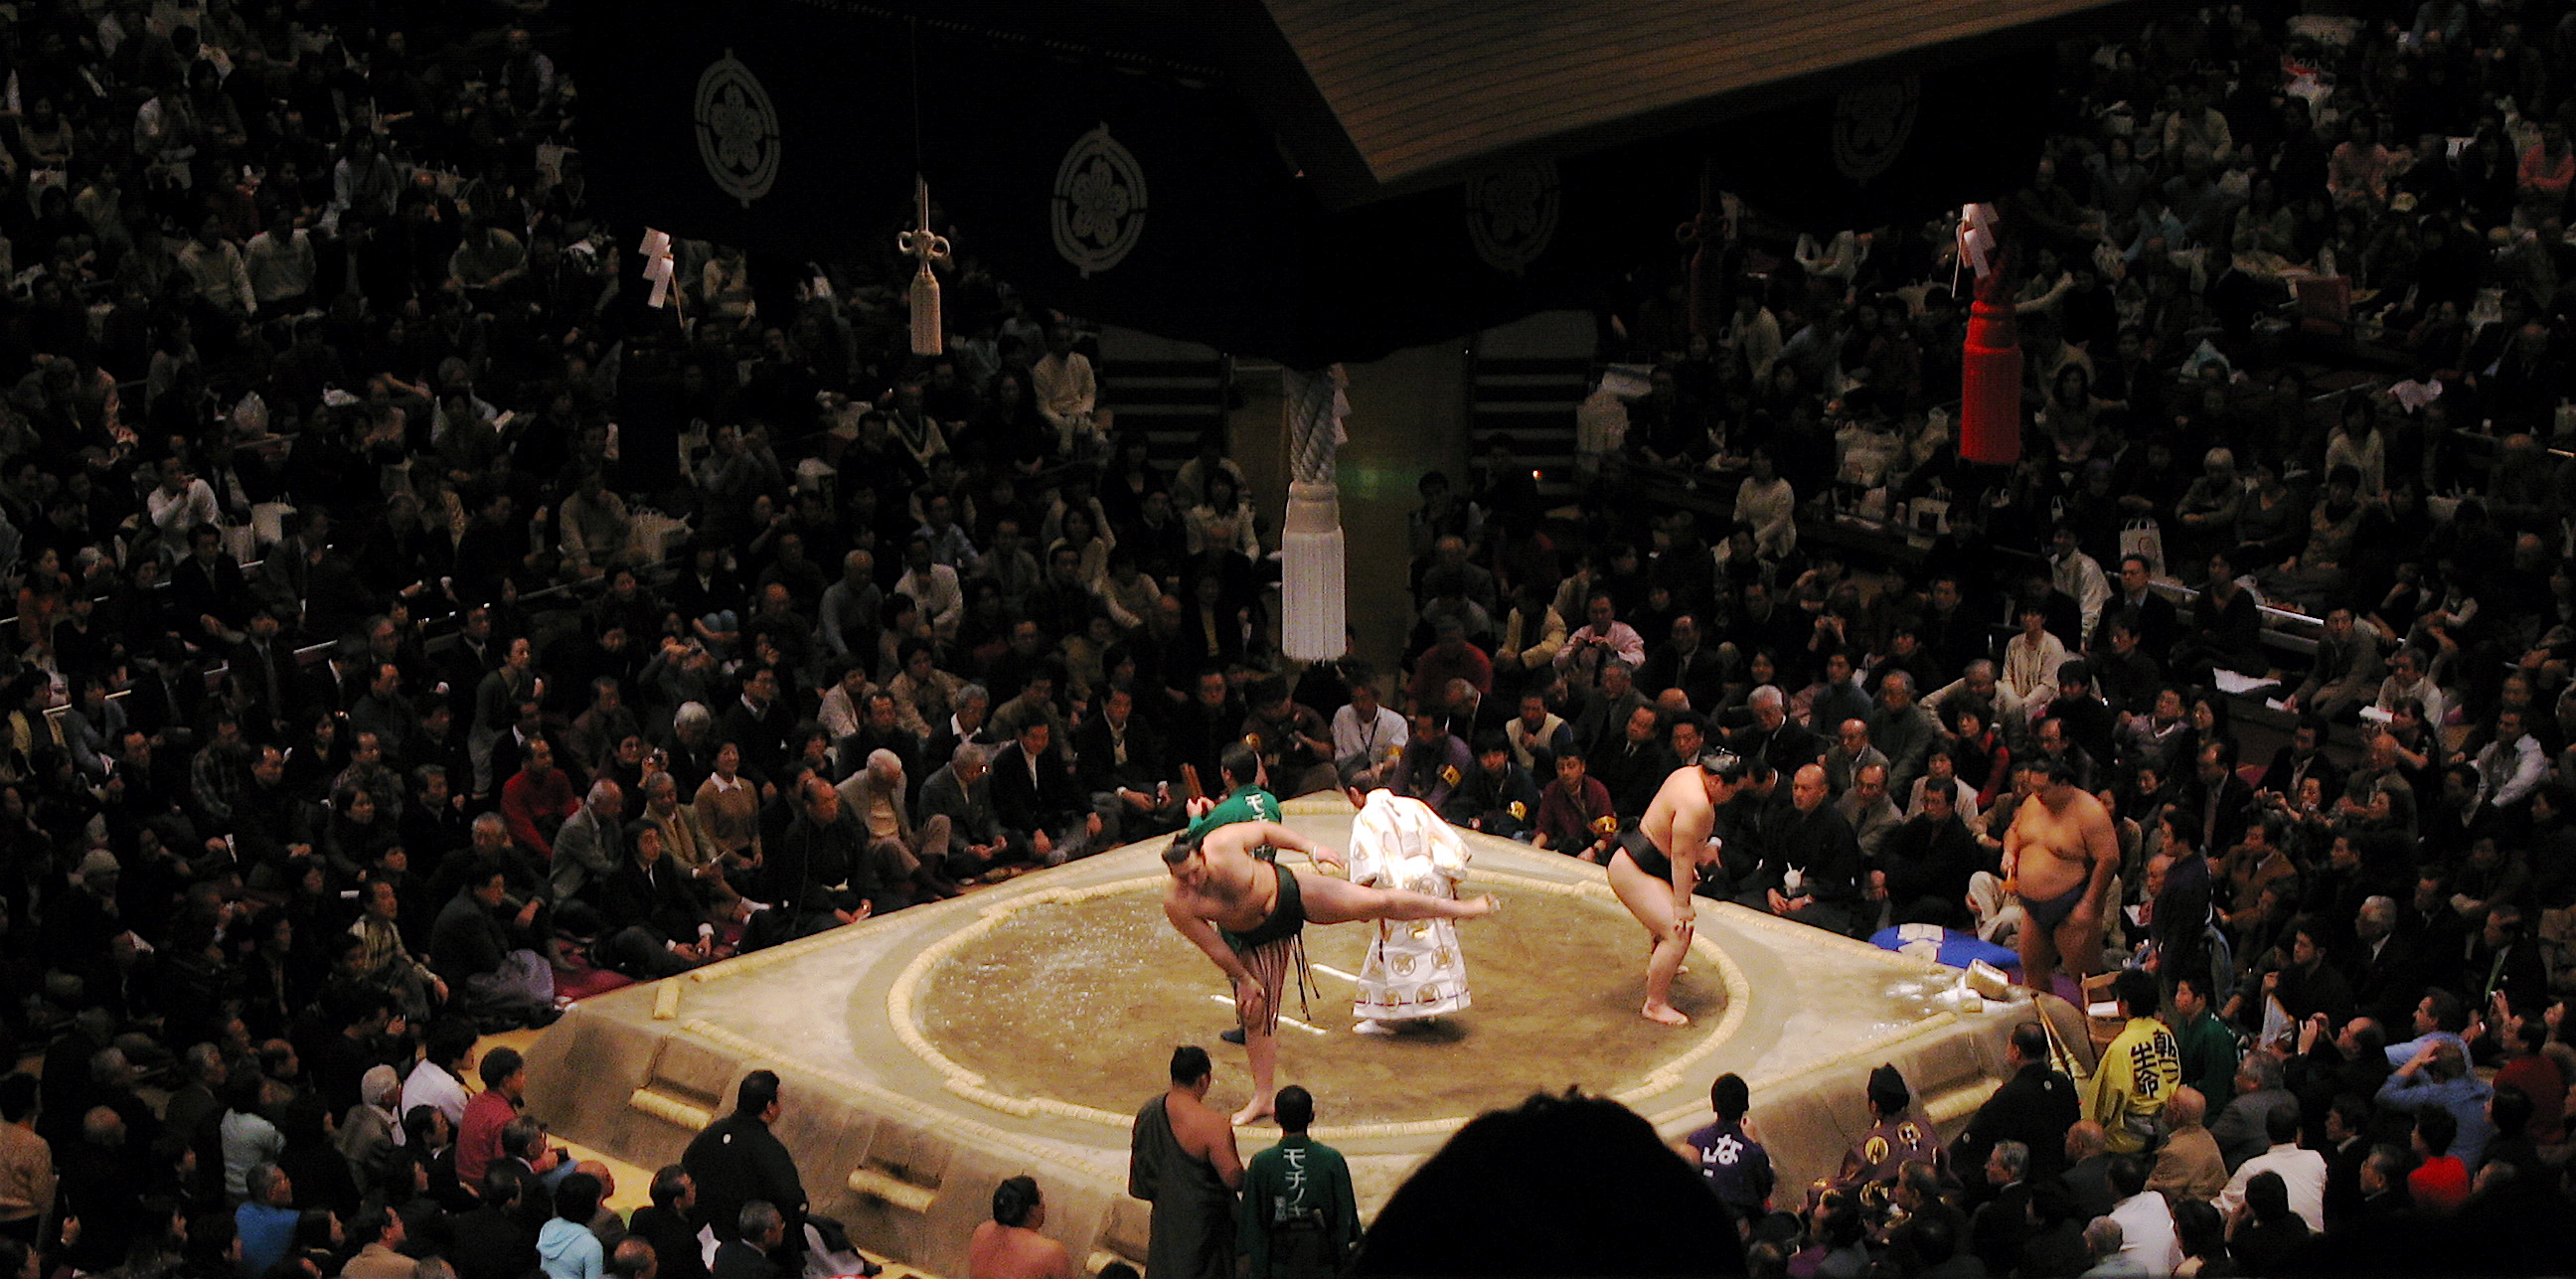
502, 737, 580, 856
456, 1045, 527, 1186
2519, 122, 2574, 210
2404, 1106, 2469, 1214
1407, 617, 1494, 707
1532, 747, 1618, 862
2495, 1018, 2566, 1146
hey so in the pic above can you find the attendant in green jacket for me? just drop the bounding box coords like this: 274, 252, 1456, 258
2169, 971, 2240, 1106
1191, 742, 1282, 836
1238, 1086, 1360, 1279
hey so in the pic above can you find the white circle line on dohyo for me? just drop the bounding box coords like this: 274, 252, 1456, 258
695, 50, 780, 210
1051, 124, 1148, 279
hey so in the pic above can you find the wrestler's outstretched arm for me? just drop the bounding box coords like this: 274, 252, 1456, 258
1233, 820, 1344, 874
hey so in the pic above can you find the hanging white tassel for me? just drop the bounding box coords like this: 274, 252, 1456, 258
896, 176, 950, 356
907, 261, 941, 356
637, 228, 675, 308
1281, 365, 1350, 663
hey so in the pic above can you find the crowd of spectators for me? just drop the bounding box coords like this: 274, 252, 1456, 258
0, 0, 2572, 1276
1352, 0, 2576, 1275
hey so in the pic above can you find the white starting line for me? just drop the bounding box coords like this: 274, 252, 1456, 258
1309, 963, 1360, 983
1207, 994, 1331, 1036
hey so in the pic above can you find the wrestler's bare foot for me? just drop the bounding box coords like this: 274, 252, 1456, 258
1231, 1096, 1276, 1126
1642, 1001, 1690, 1027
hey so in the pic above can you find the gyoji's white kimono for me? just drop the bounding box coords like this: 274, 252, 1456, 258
1348, 790, 1472, 1021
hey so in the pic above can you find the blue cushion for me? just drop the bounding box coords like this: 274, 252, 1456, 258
1869, 923, 2019, 973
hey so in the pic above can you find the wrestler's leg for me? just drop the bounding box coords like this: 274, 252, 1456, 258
2053, 909, 2105, 982
2014, 899, 2060, 992
1236, 1027, 1277, 1127
1299, 875, 1495, 926
1607, 851, 1691, 1027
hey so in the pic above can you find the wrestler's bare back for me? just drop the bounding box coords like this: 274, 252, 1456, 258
1164, 827, 1289, 935
2004, 785, 2117, 900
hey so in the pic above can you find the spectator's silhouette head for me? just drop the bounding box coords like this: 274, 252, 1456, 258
1866, 1063, 1910, 1119
1711, 1072, 1750, 1124
1356, 1089, 1744, 1275
735, 1069, 781, 1119
2415, 1103, 2461, 1160
1276, 1085, 1315, 1134
992, 1175, 1042, 1228
2245, 1170, 2295, 1227
556, 1172, 603, 1225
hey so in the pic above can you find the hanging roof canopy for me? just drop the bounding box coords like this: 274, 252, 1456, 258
568, 0, 2137, 364
1246, 0, 2137, 206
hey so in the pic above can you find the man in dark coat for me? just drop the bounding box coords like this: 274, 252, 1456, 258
1874, 783, 1986, 930
1736, 764, 1864, 935
1952, 1023, 2081, 1190
447, 1165, 541, 1279
710, 1202, 789, 1279
684, 1072, 809, 1256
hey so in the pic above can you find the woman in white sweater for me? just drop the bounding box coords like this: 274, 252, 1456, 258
2002, 601, 2071, 714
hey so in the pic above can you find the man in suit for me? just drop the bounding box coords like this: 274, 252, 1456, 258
2098, 555, 2180, 659
125, 639, 209, 743
711, 1202, 787, 1279
448, 1164, 541, 1279
547, 779, 625, 907
1725, 685, 1823, 782
170, 523, 253, 647
717, 666, 795, 789
436, 606, 504, 721
1076, 686, 1181, 838
2281, 607, 2382, 724
1637, 613, 1728, 712
917, 742, 1014, 873
1919, 576, 1994, 684
629, 1166, 709, 1279
2208, 1053, 2301, 1173
1952, 1022, 2081, 1190
988, 719, 1103, 866
2062, 1122, 2117, 1221
2261, 717, 2344, 802
1589, 704, 1677, 821
231, 605, 302, 742
2457, 902, 2550, 1012
302, 637, 371, 721
1568, 660, 1648, 759
2343, 894, 2422, 1029
832, 691, 919, 786
2180, 739, 2256, 867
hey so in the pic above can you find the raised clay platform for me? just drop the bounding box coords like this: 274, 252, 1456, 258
524, 795, 2055, 1276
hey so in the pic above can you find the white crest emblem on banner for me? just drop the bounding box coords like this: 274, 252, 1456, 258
695, 50, 780, 209
1464, 161, 1559, 275
1832, 76, 1920, 182
1051, 124, 1148, 278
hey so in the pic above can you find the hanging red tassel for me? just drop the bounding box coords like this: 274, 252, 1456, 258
1674, 161, 1719, 342
1959, 242, 2020, 466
